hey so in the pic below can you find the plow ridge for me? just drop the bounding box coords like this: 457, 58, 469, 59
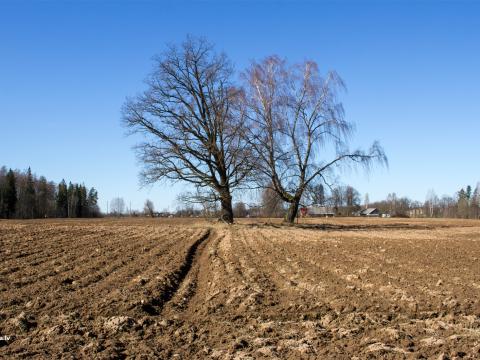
143, 229, 211, 314
2, 220, 480, 359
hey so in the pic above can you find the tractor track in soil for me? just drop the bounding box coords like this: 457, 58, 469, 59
145, 228, 212, 315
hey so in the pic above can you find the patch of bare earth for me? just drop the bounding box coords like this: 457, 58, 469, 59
1, 218, 479, 358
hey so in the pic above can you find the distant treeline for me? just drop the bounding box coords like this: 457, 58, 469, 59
0, 166, 100, 219
368, 184, 480, 219
174, 183, 480, 220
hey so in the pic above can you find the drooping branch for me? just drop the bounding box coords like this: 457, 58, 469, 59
243, 56, 387, 222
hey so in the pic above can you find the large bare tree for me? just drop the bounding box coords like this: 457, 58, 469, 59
244, 56, 387, 223
123, 37, 251, 223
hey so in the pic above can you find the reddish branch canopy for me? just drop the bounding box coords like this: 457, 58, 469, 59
243, 56, 387, 222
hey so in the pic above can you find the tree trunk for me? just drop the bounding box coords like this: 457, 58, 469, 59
220, 193, 234, 224
286, 198, 300, 224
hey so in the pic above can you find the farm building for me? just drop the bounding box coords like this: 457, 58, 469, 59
306, 205, 335, 217
355, 208, 381, 217
407, 208, 425, 218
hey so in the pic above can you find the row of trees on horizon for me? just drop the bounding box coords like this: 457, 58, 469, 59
419, 185, 480, 219
242, 183, 480, 219
2, 165, 476, 220
131, 182, 480, 220
0, 166, 100, 219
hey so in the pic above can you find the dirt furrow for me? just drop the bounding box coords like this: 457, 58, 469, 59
1, 219, 479, 359
89, 229, 208, 316
162, 229, 215, 312
0, 231, 160, 308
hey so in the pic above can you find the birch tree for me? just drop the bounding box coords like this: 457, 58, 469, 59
243, 56, 387, 223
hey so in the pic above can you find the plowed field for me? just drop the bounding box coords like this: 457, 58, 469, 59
1, 218, 479, 359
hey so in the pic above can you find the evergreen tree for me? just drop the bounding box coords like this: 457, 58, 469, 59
0, 166, 101, 219
87, 187, 99, 217
74, 184, 80, 217
56, 180, 68, 217
74, 184, 87, 217
25, 167, 36, 218
457, 187, 469, 218
5, 169, 17, 219
0, 166, 6, 217
81, 185, 88, 216
67, 182, 76, 218
37, 176, 49, 218
0, 186, 3, 218
466, 185, 472, 201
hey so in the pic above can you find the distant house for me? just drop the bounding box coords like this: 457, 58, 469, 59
356, 208, 381, 217
306, 205, 335, 217
153, 212, 172, 218
407, 208, 425, 218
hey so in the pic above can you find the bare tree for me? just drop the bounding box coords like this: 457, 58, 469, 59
364, 193, 370, 209
261, 186, 285, 218
110, 197, 125, 216
123, 36, 252, 223
177, 187, 218, 219
386, 192, 397, 215
331, 187, 343, 214
244, 56, 387, 223
345, 185, 360, 215
144, 199, 155, 217
439, 195, 456, 218
304, 182, 326, 206
425, 189, 438, 217
233, 201, 247, 218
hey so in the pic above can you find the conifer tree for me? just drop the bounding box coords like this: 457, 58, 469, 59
25, 167, 36, 218
5, 169, 17, 219
56, 180, 68, 217
0, 166, 101, 219
466, 185, 472, 202
67, 182, 75, 218
0, 166, 6, 218
457, 187, 469, 218
74, 185, 87, 217
37, 176, 49, 218
87, 188, 99, 217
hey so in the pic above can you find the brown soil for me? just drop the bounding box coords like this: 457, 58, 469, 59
1, 218, 479, 359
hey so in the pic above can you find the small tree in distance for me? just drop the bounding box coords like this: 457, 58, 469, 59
233, 201, 247, 218
110, 197, 125, 216
144, 199, 155, 217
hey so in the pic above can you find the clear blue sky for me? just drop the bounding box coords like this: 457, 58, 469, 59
1, 0, 479, 212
